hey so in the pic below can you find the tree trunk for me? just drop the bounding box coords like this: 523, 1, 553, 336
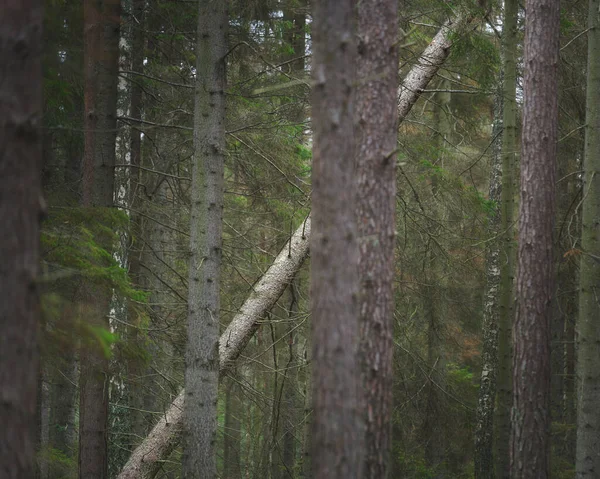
118, 218, 311, 479
0, 2, 43, 478
126, 0, 147, 446
510, 0, 560, 476
183, 0, 227, 477
495, 1, 518, 476
223, 378, 242, 479
474, 76, 503, 479
355, 1, 398, 477
310, 1, 363, 478
79, 1, 120, 477
576, 0, 600, 475
117, 13, 477, 475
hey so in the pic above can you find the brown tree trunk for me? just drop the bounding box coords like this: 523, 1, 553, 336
116, 12, 479, 476
0, 2, 43, 478
79, 1, 121, 477
310, 1, 363, 478
510, 0, 560, 476
355, 0, 398, 477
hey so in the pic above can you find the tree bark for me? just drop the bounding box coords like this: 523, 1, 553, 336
79, 1, 120, 478
355, 1, 398, 478
183, 0, 228, 477
496, 2, 518, 477
0, 2, 43, 478
474, 75, 503, 479
576, 0, 600, 475
117, 217, 311, 479
310, 0, 363, 477
510, 0, 560, 476
116, 12, 474, 475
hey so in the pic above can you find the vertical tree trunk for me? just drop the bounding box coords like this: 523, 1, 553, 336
223, 378, 242, 479
0, 1, 43, 478
510, 0, 560, 476
311, 0, 363, 478
355, 1, 398, 478
474, 77, 503, 479
495, 1, 518, 476
183, 0, 227, 476
576, 0, 600, 475
422, 82, 451, 479
126, 0, 147, 444
79, 1, 121, 477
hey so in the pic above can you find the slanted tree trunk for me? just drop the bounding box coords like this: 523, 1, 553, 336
576, 0, 600, 475
474, 75, 503, 479
355, 1, 398, 478
118, 218, 311, 479
183, 1, 228, 477
495, 2, 518, 477
116, 12, 479, 475
0, 2, 43, 478
510, 0, 560, 476
79, 1, 120, 477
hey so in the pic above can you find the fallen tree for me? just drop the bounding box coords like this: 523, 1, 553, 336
118, 217, 311, 479
118, 12, 477, 478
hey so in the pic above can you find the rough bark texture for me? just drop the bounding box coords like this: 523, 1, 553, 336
397, 15, 468, 120
183, 1, 228, 477
79, 1, 120, 477
355, 1, 398, 477
510, 0, 560, 477
576, 0, 600, 475
496, 2, 518, 476
474, 79, 503, 479
117, 218, 311, 479
311, 1, 363, 478
116, 12, 471, 476
0, 1, 43, 477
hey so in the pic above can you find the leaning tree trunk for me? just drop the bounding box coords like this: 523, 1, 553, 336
183, 0, 227, 477
79, 1, 120, 478
0, 2, 43, 478
118, 218, 311, 479
116, 12, 477, 476
355, 1, 398, 477
496, 1, 518, 477
510, 0, 560, 477
576, 0, 600, 475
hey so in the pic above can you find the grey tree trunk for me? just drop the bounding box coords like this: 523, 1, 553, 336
576, 0, 600, 475
183, 0, 228, 477
495, 1, 518, 476
474, 78, 503, 479
116, 12, 476, 476
510, 0, 560, 476
0, 2, 43, 478
355, 1, 398, 477
79, 1, 120, 477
